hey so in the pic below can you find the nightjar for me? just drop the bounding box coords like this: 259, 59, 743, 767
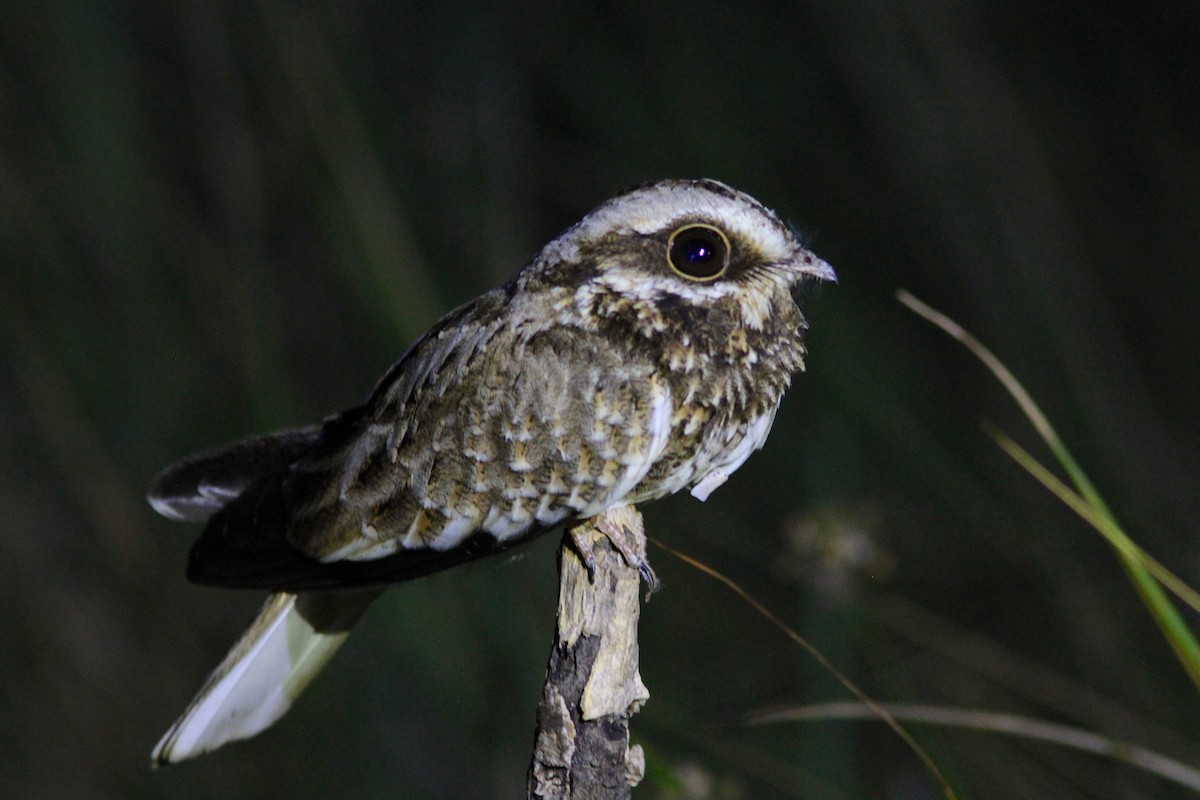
148, 178, 835, 764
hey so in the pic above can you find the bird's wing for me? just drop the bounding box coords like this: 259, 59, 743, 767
147, 427, 323, 523
182, 293, 673, 590
287, 321, 673, 562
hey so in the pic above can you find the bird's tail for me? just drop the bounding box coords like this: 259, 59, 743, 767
151, 588, 381, 766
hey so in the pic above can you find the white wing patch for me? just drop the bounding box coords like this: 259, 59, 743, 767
481, 505, 530, 539
689, 469, 729, 502
320, 533, 393, 563
431, 511, 481, 550
689, 401, 781, 502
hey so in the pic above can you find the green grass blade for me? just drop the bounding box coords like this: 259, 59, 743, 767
897, 290, 1200, 691
983, 424, 1200, 615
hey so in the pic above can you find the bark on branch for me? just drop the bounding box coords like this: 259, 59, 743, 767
527, 506, 650, 800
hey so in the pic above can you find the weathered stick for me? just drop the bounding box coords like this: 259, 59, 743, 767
527, 506, 650, 800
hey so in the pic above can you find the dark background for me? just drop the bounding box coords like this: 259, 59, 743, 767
3, 2, 1199, 798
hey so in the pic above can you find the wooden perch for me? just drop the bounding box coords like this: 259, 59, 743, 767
527, 506, 650, 800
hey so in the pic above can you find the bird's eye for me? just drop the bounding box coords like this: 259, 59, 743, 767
666, 224, 730, 281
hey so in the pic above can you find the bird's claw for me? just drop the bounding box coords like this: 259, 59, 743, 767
576, 513, 659, 595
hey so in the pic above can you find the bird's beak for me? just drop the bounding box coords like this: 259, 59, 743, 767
800, 253, 837, 282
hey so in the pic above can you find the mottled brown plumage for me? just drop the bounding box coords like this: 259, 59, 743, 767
148, 179, 833, 763
155, 179, 832, 589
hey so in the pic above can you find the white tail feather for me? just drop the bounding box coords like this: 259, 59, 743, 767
152, 589, 381, 765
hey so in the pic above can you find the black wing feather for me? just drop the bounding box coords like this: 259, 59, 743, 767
147, 427, 323, 523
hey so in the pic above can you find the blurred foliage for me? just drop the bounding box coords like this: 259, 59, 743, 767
2, 1, 1200, 798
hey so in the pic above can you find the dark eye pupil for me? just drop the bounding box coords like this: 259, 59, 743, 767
668, 226, 728, 279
